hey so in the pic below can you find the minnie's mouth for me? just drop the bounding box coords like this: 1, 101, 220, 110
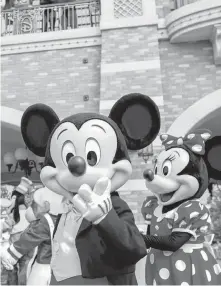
160, 191, 176, 202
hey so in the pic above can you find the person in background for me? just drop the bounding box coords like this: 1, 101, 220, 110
41, 0, 56, 32
1, 187, 63, 285
2, 177, 34, 285
0, 197, 15, 286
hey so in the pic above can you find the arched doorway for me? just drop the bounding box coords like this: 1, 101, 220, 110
1, 106, 41, 182
167, 89, 221, 137
167, 89, 221, 181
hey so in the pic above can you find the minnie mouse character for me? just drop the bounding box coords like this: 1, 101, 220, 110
16, 93, 161, 285
141, 130, 221, 285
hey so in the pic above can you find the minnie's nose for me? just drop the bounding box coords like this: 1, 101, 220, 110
68, 156, 86, 177
143, 169, 154, 182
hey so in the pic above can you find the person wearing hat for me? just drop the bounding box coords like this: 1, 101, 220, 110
0, 197, 15, 286
1, 177, 35, 285
1, 187, 63, 285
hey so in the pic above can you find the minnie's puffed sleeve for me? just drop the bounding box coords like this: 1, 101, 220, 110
95, 192, 147, 265
172, 200, 211, 240
7, 214, 50, 262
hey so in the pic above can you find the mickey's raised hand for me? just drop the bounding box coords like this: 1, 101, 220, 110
72, 177, 112, 224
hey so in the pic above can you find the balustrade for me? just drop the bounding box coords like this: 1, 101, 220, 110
1, 0, 100, 36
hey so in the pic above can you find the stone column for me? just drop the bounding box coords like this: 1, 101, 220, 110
212, 25, 221, 66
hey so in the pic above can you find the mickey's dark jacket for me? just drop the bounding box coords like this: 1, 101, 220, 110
7, 192, 146, 283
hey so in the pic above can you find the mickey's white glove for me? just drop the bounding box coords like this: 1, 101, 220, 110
72, 177, 112, 224
1, 248, 16, 270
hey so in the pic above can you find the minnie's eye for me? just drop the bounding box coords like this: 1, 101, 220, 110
62, 141, 76, 166
162, 160, 172, 176
85, 139, 101, 166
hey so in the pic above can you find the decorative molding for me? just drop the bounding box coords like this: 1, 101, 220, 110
165, 0, 221, 43
100, 0, 157, 30
101, 59, 161, 74
1, 28, 101, 55
114, 0, 143, 19
211, 25, 221, 65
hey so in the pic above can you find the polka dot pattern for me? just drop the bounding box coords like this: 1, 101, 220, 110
190, 211, 199, 219
175, 260, 186, 271
199, 203, 204, 211
205, 270, 211, 282
163, 251, 173, 256
179, 220, 187, 227
214, 264, 221, 275
150, 253, 154, 264
200, 250, 208, 261
167, 223, 173, 229
200, 225, 208, 233
174, 212, 179, 221
200, 213, 208, 220
156, 217, 163, 223
159, 268, 170, 280
192, 144, 202, 152
145, 199, 221, 286
185, 203, 192, 208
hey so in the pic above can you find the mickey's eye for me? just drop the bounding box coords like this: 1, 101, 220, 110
162, 160, 172, 176
154, 166, 157, 174
62, 141, 76, 166
85, 138, 101, 166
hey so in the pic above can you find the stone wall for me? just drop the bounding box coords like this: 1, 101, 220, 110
159, 40, 221, 131
1, 46, 101, 119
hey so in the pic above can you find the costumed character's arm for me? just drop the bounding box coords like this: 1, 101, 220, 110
141, 200, 210, 251
141, 196, 158, 235
141, 232, 191, 251
73, 177, 146, 266
0, 216, 15, 234
0, 198, 15, 235
1, 214, 50, 267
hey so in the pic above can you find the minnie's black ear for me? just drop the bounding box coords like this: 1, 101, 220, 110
21, 104, 60, 157
109, 93, 160, 150
204, 136, 221, 180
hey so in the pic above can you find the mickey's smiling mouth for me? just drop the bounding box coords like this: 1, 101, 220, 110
160, 191, 176, 202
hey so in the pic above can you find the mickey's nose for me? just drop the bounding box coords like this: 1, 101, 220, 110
68, 156, 86, 177
143, 169, 154, 182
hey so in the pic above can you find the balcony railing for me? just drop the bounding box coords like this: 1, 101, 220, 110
1, 0, 100, 37
174, 0, 200, 8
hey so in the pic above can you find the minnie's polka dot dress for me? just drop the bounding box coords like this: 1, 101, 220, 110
143, 199, 221, 285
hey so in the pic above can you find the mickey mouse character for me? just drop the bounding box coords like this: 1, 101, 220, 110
141, 130, 221, 285
19, 93, 160, 285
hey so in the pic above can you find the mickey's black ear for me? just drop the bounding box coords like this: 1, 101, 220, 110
109, 93, 160, 150
21, 104, 60, 157
204, 136, 221, 180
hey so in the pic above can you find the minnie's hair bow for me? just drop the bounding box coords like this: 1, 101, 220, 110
160, 129, 212, 155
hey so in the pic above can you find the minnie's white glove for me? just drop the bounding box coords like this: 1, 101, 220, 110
1, 248, 16, 270
72, 177, 112, 224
